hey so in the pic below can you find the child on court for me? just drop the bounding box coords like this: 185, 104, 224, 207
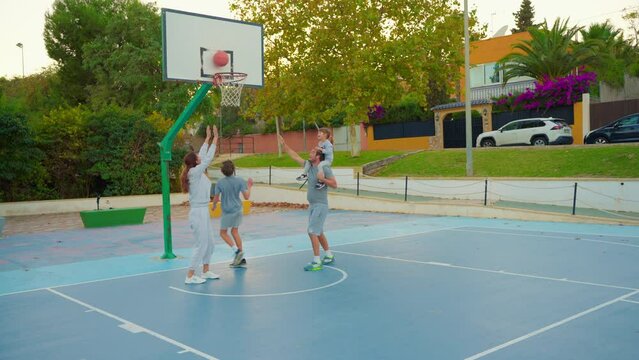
181, 125, 220, 284
212, 160, 253, 267
296, 127, 333, 189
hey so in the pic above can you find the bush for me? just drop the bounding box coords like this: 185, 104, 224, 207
84, 106, 168, 196
367, 94, 432, 125
0, 108, 52, 201
493, 71, 597, 112
35, 106, 91, 199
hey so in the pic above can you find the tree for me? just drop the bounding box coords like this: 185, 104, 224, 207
0, 68, 67, 123
44, 0, 211, 121
44, 0, 114, 104
578, 21, 635, 88
500, 18, 595, 83
623, 8, 639, 48
230, 0, 484, 155
511, 0, 535, 34
34, 106, 91, 198
0, 108, 51, 201
84, 106, 167, 196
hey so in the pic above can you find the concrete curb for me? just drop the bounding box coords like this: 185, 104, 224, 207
0, 193, 189, 217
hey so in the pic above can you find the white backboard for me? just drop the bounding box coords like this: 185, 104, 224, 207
162, 9, 264, 87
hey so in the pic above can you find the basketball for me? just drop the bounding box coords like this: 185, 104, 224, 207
213, 50, 229, 67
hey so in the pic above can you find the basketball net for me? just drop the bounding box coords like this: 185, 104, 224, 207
213, 72, 247, 108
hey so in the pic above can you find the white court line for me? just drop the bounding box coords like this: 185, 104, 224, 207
332, 250, 638, 291
46, 288, 219, 360
0, 267, 188, 298
452, 228, 639, 248
465, 225, 639, 239
0, 226, 458, 298
621, 299, 639, 305
170, 266, 348, 298
464, 289, 639, 360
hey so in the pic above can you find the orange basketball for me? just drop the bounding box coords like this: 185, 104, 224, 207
213, 50, 229, 67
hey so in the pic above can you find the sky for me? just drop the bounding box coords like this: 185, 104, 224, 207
1, 0, 638, 79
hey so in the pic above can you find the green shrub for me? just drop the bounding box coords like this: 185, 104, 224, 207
0, 108, 52, 201
85, 106, 167, 196
368, 93, 433, 125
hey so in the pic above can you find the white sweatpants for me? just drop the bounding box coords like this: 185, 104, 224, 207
188, 206, 215, 272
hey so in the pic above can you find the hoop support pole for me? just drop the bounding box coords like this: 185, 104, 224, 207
158, 83, 212, 259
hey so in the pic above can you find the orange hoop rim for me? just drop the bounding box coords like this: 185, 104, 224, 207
213, 72, 248, 86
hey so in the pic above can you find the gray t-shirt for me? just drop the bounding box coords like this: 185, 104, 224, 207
306, 160, 334, 205
214, 176, 248, 213
320, 140, 334, 163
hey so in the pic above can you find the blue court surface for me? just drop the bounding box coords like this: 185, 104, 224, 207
1, 210, 638, 359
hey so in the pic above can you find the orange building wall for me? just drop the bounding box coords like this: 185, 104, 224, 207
470, 32, 531, 64
366, 127, 431, 151
572, 102, 584, 145
459, 32, 532, 101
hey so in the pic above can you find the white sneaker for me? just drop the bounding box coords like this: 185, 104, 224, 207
185, 275, 206, 284
232, 250, 244, 266
202, 271, 220, 280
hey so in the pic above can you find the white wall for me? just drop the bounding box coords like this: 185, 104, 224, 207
250, 186, 634, 225
220, 168, 639, 213
2, 171, 637, 217
0, 193, 189, 216
332, 125, 361, 151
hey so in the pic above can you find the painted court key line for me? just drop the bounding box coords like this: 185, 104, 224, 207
452, 228, 639, 248
464, 289, 639, 359
46, 288, 219, 360
333, 250, 638, 291
170, 266, 348, 298
332, 250, 639, 359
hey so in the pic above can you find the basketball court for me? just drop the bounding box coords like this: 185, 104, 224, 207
2, 8, 637, 360
1, 210, 638, 359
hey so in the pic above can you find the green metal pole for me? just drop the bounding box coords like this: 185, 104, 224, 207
159, 83, 212, 259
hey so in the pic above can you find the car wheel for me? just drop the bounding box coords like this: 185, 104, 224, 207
593, 136, 608, 144
480, 139, 496, 147
532, 137, 548, 146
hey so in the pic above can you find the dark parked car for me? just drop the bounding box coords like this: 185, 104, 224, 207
584, 113, 639, 144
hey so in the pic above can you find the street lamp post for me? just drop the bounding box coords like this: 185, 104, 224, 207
463, 0, 474, 176
16, 43, 24, 77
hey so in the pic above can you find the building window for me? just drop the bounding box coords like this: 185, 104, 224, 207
470, 65, 484, 87
470, 62, 501, 87
470, 62, 533, 88
485, 62, 501, 84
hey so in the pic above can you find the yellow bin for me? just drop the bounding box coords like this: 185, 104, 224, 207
209, 200, 252, 218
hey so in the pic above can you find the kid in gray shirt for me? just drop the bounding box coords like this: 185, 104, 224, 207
297, 127, 333, 189
213, 160, 252, 266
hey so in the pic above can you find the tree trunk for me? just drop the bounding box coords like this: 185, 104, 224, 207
349, 122, 361, 157
275, 116, 282, 157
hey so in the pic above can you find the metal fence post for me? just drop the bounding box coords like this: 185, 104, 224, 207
572, 182, 578, 215
357, 172, 360, 196
269, 166, 272, 186
404, 176, 408, 202
484, 179, 488, 206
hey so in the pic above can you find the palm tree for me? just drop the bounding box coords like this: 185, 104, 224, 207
578, 21, 634, 87
499, 18, 596, 84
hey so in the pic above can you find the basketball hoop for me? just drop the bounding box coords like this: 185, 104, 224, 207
213, 72, 247, 107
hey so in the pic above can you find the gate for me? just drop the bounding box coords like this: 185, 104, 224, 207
443, 116, 484, 148
590, 99, 639, 129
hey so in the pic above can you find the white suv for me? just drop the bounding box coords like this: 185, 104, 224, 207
476, 118, 573, 147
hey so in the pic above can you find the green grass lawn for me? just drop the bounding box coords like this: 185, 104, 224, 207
231, 150, 404, 168
377, 145, 639, 178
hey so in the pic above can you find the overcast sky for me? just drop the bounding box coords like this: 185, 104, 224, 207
1, 0, 638, 79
